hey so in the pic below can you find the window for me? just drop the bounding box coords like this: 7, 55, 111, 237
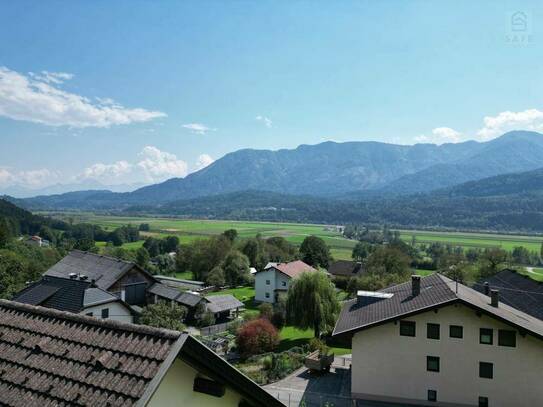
478, 396, 489, 407
265, 292, 270, 298
449, 325, 463, 338
400, 321, 416, 337
498, 330, 516, 347
427, 323, 440, 340
427, 390, 437, 402
101, 308, 109, 319
281, 281, 287, 287
266, 279, 270, 285
479, 362, 493, 379
426, 356, 440, 372
480, 328, 493, 345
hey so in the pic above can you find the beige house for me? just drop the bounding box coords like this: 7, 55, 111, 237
254, 260, 316, 303
333, 274, 543, 407
0, 299, 283, 407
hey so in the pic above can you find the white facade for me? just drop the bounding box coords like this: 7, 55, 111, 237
351, 303, 543, 407
82, 301, 133, 324
254, 267, 291, 303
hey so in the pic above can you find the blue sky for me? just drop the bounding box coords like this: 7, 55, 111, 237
1, 0, 543, 192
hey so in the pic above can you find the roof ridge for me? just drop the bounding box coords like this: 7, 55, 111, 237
71, 249, 135, 266
0, 299, 180, 339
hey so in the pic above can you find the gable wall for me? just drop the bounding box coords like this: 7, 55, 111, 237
351, 303, 543, 406
148, 358, 243, 406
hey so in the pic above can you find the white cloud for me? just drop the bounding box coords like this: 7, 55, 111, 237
0, 169, 13, 186
182, 123, 215, 135
415, 127, 462, 144
477, 109, 543, 140
29, 70, 74, 84
81, 161, 132, 180
137, 146, 188, 180
195, 154, 214, 171
0, 66, 166, 127
255, 115, 272, 128
0, 167, 59, 188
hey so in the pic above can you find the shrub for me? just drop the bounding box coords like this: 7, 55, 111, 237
236, 318, 279, 358
258, 302, 273, 320
199, 311, 216, 327
271, 311, 285, 330
140, 302, 187, 331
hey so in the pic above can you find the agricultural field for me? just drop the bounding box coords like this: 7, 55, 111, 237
50, 213, 543, 259
52, 213, 357, 260
399, 229, 543, 253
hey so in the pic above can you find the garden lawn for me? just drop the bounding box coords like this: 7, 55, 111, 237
175, 271, 194, 280
278, 326, 351, 355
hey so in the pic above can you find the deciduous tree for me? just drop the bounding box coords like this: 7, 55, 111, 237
286, 271, 340, 337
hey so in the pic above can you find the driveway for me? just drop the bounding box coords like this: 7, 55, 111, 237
264, 356, 352, 407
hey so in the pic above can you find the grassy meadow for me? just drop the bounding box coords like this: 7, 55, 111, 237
53, 213, 543, 260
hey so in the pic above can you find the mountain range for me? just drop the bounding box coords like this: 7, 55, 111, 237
11, 130, 543, 211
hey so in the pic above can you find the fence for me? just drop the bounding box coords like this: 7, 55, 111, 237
200, 320, 235, 336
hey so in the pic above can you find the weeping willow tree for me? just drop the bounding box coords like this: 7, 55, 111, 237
286, 271, 340, 338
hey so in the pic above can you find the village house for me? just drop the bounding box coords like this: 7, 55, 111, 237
254, 260, 316, 303
333, 274, 543, 407
25, 235, 50, 247
0, 299, 284, 407
43, 250, 155, 305
149, 282, 243, 323
327, 260, 364, 279
12, 275, 134, 323
474, 268, 543, 321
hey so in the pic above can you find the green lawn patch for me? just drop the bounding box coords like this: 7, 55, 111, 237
175, 271, 194, 280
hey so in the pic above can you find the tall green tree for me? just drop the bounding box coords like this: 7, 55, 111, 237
140, 302, 187, 331
299, 236, 331, 268
136, 247, 150, 268
286, 271, 340, 337
366, 246, 411, 278
223, 250, 250, 286
352, 241, 371, 262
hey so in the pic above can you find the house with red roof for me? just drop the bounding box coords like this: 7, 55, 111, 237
254, 260, 317, 303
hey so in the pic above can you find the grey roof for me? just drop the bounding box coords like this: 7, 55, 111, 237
0, 299, 283, 407
44, 250, 143, 290
205, 294, 244, 313
333, 273, 543, 341
83, 287, 120, 307
14, 276, 91, 313
474, 269, 543, 321
328, 260, 364, 277
13, 276, 124, 313
149, 283, 203, 308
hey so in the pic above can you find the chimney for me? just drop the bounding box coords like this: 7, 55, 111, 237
490, 289, 499, 307
483, 282, 490, 295
411, 275, 421, 297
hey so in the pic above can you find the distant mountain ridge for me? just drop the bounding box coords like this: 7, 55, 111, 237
15, 130, 543, 210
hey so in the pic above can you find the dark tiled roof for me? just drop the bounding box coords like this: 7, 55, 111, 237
328, 260, 364, 277
13, 277, 121, 313
13, 276, 90, 313
205, 295, 244, 313
44, 251, 145, 290
0, 300, 284, 407
474, 269, 543, 321
333, 273, 543, 340
149, 283, 203, 308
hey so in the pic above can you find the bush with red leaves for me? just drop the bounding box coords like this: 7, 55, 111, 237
236, 318, 280, 358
